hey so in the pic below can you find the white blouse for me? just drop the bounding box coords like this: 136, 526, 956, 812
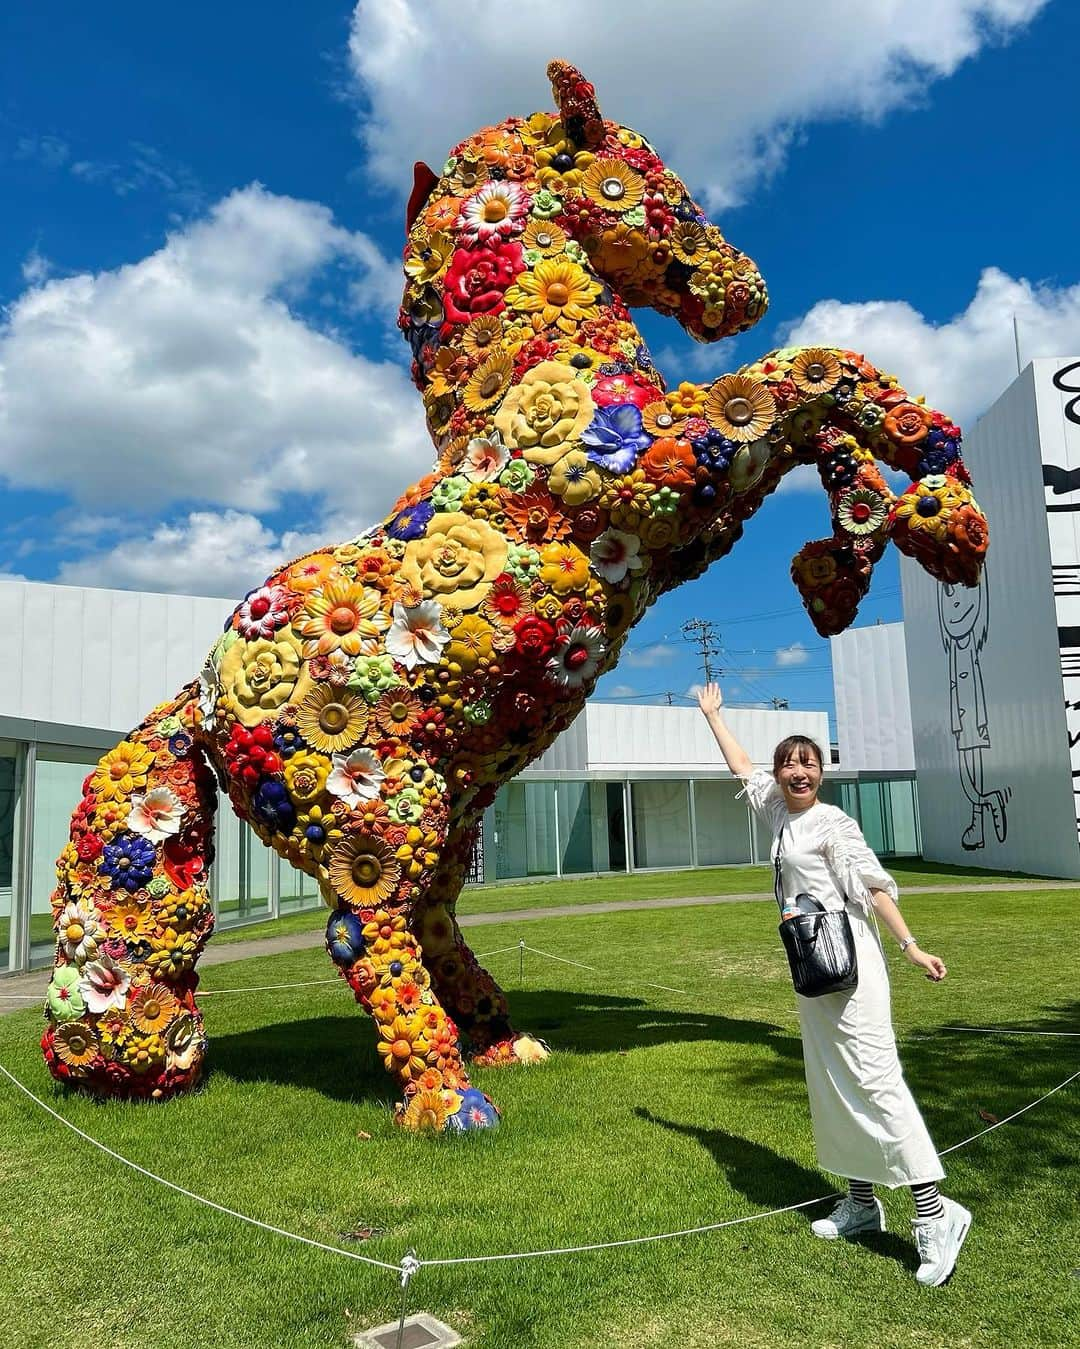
739, 768, 898, 916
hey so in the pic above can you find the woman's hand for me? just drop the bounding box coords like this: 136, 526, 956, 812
905, 945, 947, 982
696, 682, 723, 718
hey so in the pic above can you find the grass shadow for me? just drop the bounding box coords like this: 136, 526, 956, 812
510, 987, 805, 1061
208, 1012, 390, 1106
897, 998, 1080, 1188
722, 997, 1080, 1198
207, 989, 807, 1103
635, 1108, 918, 1271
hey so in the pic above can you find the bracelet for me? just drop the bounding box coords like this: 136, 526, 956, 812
899, 936, 918, 953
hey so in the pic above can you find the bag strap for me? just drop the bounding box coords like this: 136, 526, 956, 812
773, 824, 785, 915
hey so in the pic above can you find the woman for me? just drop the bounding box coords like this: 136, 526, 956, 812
697, 683, 971, 1287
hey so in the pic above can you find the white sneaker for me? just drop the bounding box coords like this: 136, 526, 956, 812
912, 1197, 972, 1286
811, 1195, 885, 1240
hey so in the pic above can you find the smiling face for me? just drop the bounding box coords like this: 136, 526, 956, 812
939, 579, 982, 640
773, 741, 823, 813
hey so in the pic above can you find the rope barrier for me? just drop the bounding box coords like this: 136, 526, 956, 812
938, 1067, 1080, 1155
3, 919, 1077, 1285
200, 978, 340, 996
938, 1025, 1080, 1038
520, 943, 689, 996
0, 940, 688, 1003
0, 1061, 401, 1274
2, 1053, 1075, 1276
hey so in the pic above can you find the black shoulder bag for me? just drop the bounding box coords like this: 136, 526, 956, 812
774, 824, 858, 997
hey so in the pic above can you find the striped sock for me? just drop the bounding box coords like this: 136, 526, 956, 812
848, 1179, 875, 1208
911, 1181, 946, 1221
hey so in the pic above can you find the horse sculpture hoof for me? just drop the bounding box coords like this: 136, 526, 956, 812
471, 1034, 551, 1068
397, 1086, 501, 1133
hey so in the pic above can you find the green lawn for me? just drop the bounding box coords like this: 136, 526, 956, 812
7, 859, 1064, 956
211, 856, 1073, 945
1, 888, 1077, 1347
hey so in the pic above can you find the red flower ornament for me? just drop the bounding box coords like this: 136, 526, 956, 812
442, 240, 525, 323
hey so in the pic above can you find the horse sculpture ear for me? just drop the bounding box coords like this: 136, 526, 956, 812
406, 161, 439, 232
547, 59, 605, 146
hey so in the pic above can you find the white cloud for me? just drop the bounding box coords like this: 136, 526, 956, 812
776, 641, 810, 667
625, 642, 676, 668
15, 134, 70, 170
348, 0, 1046, 208
20, 249, 52, 285
782, 267, 1080, 426
56, 509, 337, 600
69, 142, 204, 212
0, 185, 425, 525
604, 684, 638, 699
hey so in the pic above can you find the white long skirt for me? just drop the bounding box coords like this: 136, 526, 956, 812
797, 904, 945, 1187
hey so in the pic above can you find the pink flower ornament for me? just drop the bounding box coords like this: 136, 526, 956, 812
237, 585, 291, 639
127, 786, 184, 843
327, 748, 386, 808
386, 601, 451, 670
79, 955, 131, 1014
590, 528, 645, 585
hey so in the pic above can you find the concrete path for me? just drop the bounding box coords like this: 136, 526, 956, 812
1, 878, 1074, 1014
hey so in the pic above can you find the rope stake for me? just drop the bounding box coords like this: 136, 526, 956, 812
395, 1250, 420, 1349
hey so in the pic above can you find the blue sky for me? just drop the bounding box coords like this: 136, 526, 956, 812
2, 0, 1077, 731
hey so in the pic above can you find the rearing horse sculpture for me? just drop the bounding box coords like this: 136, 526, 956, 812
43, 62, 987, 1132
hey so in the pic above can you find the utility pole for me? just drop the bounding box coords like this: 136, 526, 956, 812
682, 618, 722, 685
770, 696, 789, 710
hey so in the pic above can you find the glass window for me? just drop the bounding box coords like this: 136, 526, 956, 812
493, 781, 557, 879
630, 780, 691, 869
212, 795, 271, 928
605, 782, 627, 873
557, 779, 615, 875
885, 778, 920, 855
0, 741, 23, 974
278, 856, 322, 914
751, 807, 773, 865
857, 780, 888, 855
29, 745, 103, 968
693, 780, 753, 865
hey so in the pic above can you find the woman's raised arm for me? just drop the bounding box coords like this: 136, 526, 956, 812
696, 683, 754, 778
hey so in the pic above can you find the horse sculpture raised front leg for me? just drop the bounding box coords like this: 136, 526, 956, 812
42, 60, 987, 1132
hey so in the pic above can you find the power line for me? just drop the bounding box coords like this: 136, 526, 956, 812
681, 618, 722, 684
653, 586, 902, 638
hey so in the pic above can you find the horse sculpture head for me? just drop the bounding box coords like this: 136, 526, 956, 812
399, 61, 766, 383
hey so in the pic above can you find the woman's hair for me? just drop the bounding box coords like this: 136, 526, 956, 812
772, 735, 824, 776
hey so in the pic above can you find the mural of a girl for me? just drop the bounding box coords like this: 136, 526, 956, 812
938, 570, 1009, 849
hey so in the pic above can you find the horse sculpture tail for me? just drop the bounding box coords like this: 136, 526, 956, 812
43, 683, 219, 1099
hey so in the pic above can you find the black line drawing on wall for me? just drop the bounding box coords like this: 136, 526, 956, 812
1051, 564, 1080, 597
1043, 463, 1080, 510
1052, 360, 1080, 427
938, 569, 1010, 850
1055, 623, 1080, 834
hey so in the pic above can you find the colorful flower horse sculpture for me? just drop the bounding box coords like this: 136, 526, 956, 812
43, 61, 988, 1132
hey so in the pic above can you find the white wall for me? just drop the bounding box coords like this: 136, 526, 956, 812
831, 622, 914, 772
0, 580, 228, 735
901, 361, 1080, 877
579, 703, 831, 775
1, 579, 837, 792
1035, 358, 1080, 833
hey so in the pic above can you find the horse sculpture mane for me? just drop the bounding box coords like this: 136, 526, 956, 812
43, 62, 988, 1132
